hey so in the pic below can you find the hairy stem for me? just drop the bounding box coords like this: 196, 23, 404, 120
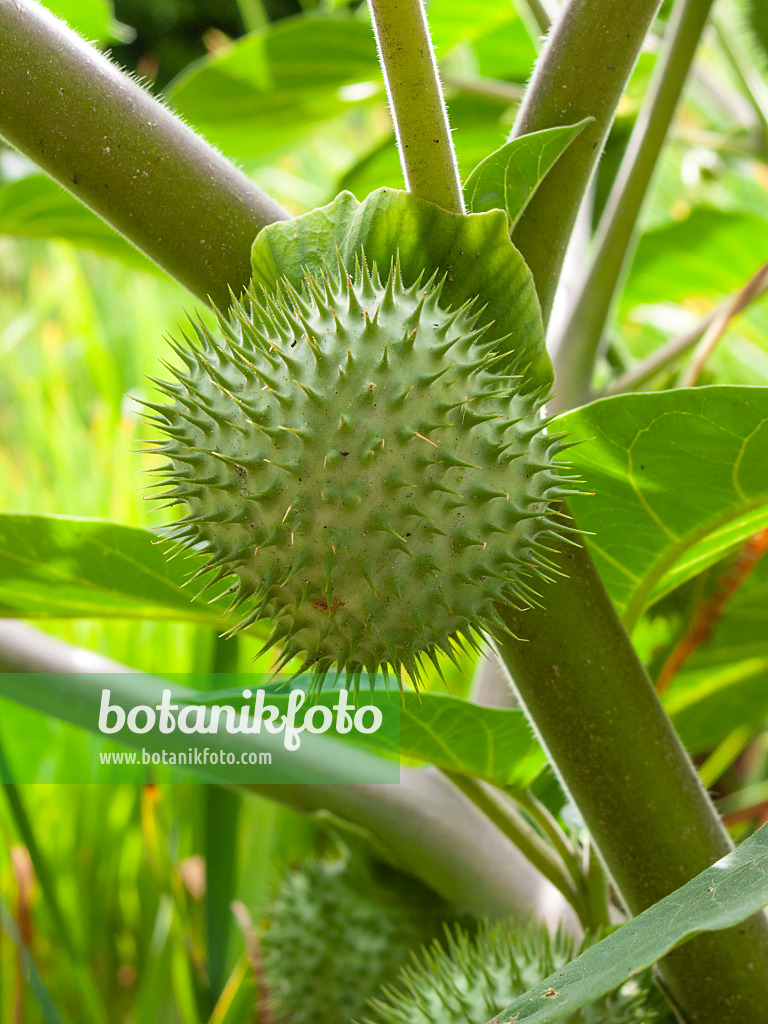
510, 0, 662, 323
552, 0, 717, 410
494, 541, 768, 1020
0, 0, 289, 306
368, 0, 464, 214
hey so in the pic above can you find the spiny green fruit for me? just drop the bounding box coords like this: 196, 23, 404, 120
146, 254, 578, 682
368, 922, 668, 1024
261, 855, 455, 1024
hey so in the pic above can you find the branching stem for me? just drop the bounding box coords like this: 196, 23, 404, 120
0, 0, 289, 306
368, 0, 464, 214
510, 0, 663, 324
444, 771, 589, 925
552, 0, 717, 410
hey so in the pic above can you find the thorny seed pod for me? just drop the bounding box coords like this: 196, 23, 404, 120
144, 254, 580, 685
368, 921, 666, 1024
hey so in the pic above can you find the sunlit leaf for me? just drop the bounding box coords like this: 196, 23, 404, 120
623, 209, 768, 311
0, 514, 229, 625
464, 120, 591, 228
176, 686, 546, 789
557, 387, 768, 631
168, 16, 380, 163
398, 694, 544, 788
0, 176, 155, 269
42, 0, 115, 41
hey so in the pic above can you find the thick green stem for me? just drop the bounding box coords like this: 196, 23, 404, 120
552, 0, 716, 411
368, 0, 465, 214
494, 541, 768, 1020
510, 0, 662, 324
0, 0, 289, 306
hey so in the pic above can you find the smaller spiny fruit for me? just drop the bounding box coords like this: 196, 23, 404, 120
146, 254, 577, 683
261, 854, 454, 1024
367, 921, 671, 1024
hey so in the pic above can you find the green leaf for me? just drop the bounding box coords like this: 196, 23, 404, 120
745, 0, 768, 63
0, 176, 155, 269
384, 694, 544, 788
168, 17, 380, 163
42, 0, 115, 41
556, 387, 768, 631
493, 823, 768, 1023
251, 187, 552, 392
427, 0, 525, 55
662, 557, 768, 752
0, 514, 232, 626
623, 208, 768, 311
464, 120, 591, 228
470, 15, 537, 80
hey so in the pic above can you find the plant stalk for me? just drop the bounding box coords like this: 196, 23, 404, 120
514, 0, 552, 41
509, 0, 663, 324
494, 541, 768, 1020
552, 0, 717, 410
368, 0, 465, 214
444, 771, 587, 923
0, 0, 289, 307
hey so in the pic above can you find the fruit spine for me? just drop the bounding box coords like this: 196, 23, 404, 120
368, 922, 666, 1024
262, 856, 453, 1024
145, 253, 578, 682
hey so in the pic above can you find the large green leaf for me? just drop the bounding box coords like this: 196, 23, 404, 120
399, 694, 544, 788
492, 823, 768, 1023
557, 387, 768, 631
0, 176, 155, 269
623, 208, 768, 311
464, 121, 591, 228
251, 187, 552, 392
0, 514, 230, 625
662, 557, 768, 752
168, 17, 380, 162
